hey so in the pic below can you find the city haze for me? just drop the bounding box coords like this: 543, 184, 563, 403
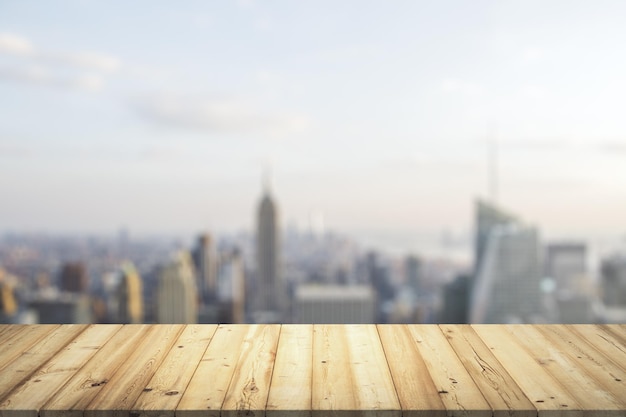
1, 1, 626, 248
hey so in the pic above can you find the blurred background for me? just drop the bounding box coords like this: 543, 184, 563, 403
1, 0, 625, 324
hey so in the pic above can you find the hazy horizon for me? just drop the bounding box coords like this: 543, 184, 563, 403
2, 1, 625, 245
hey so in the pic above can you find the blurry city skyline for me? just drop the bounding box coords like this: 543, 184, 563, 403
1, 0, 626, 245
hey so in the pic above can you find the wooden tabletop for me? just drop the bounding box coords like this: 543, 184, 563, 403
0, 324, 624, 417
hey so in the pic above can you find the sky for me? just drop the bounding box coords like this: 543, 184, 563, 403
1, 0, 625, 249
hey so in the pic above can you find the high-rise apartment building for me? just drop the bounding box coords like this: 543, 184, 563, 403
156, 251, 198, 324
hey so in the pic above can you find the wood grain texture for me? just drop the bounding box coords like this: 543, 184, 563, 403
0, 325, 86, 402
312, 325, 401, 417
0, 325, 60, 372
0, 325, 121, 417
0, 324, 623, 417
473, 325, 583, 417
40, 325, 152, 417
0, 324, 21, 339
407, 325, 492, 417
221, 325, 280, 417
569, 325, 626, 373
131, 325, 217, 417
505, 325, 624, 415
598, 325, 626, 346
312, 325, 353, 417
377, 325, 447, 417
177, 325, 250, 417
536, 325, 626, 406
84, 325, 184, 417
266, 325, 313, 417
440, 325, 536, 417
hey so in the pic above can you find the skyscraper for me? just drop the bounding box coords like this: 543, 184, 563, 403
59, 262, 88, 293
405, 255, 421, 297
544, 243, 587, 294
192, 233, 218, 304
156, 251, 198, 324
474, 199, 518, 278
469, 204, 543, 324
217, 248, 246, 324
255, 180, 283, 322
116, 262, 143, 324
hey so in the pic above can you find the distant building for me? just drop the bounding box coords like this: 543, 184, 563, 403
294, 284, 376, 324
440, 274, 470, 324
255, 181, 284, 322
405, 255, 421, 296
474, 199, 518, 279
601, 255, 626, 307
29, 293, 92, 324
556, 295, 593, 324
217, 248, 246, 324
59, 262, 88, 293
156, 251, 198, 324
116, 262, 143, 324
470, 224, 542, 323
192, 233, 218, 304
544, 243, 592, 323
545, 243, 587, 294
0, 268, 19, 324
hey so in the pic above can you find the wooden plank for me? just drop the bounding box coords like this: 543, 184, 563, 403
377, 325, 447, 417
0, 324, 86, 403
313, 325, 402, 417
406, 325, 492, 417
221, 325, 281, 417
84, 325, 184, 417
568, 325, 626, 373
0, 324, 20, 339
505, 325, 624, 414
131, 325, 218, 417
0, 325, 60, 371
344, 325, 400, 417
0, 325, 122, 417
536, 325, 626, 406
266, 325, 313, 417
40, 325, 152, 417
439, 325, 536, 417
598, 325, 626, 347
312, 325, 353, 417
473, 325, 583, 417
177, 325, 250, 417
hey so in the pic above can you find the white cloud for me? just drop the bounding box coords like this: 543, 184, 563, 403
132, 93, 310, 136
45, 51, 121, 72
0, 65, 104, 92
0, 33, 34, 55
0, 32, 121, 73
